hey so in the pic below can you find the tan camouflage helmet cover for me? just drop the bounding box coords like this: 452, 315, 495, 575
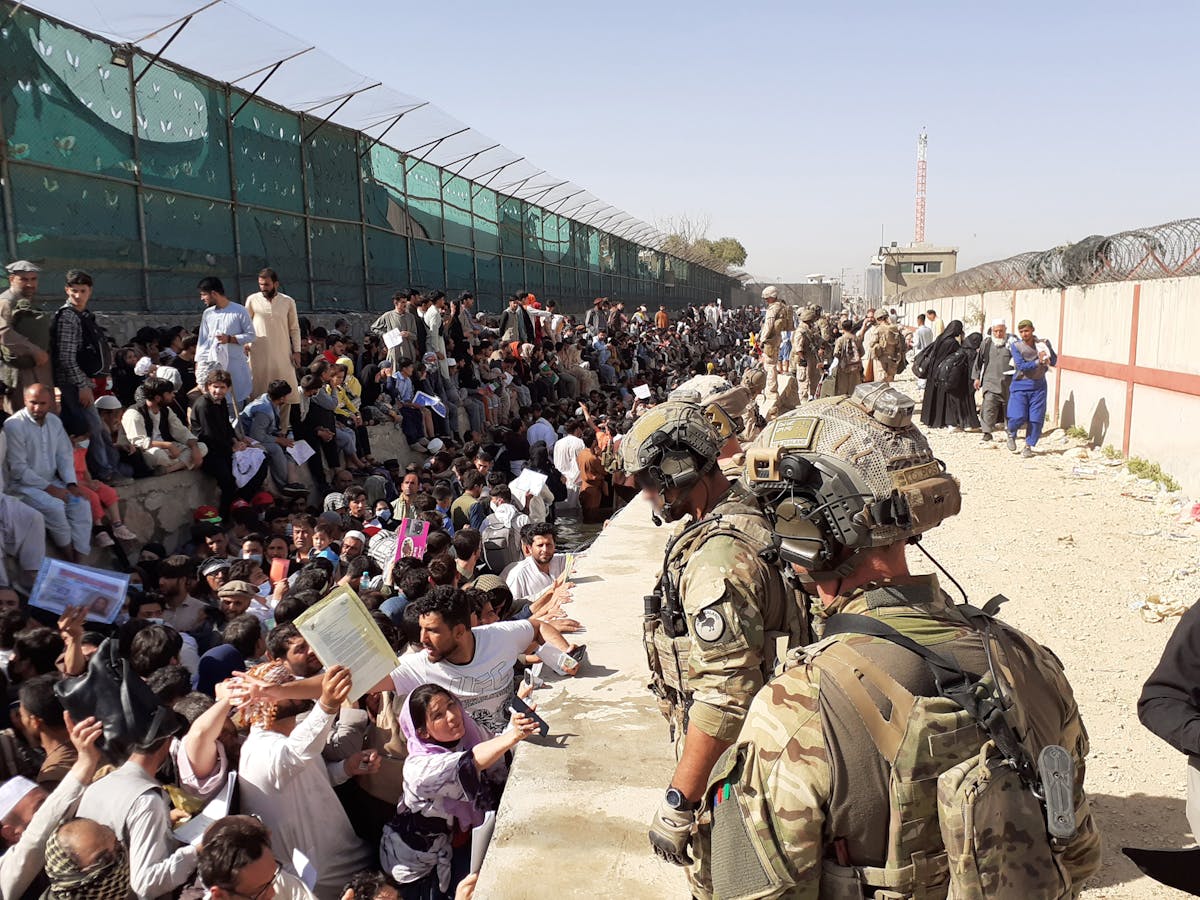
620, 400, 722, 488
742, 388, 961, 551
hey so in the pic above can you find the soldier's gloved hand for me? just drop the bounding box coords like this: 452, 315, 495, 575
649, 798, 695, 866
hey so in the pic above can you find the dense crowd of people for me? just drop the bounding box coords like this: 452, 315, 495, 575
0, 254, 1068, 899
0, 257, 797, 900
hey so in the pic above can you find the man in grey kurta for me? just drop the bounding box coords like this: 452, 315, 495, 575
371, 290, 420, 368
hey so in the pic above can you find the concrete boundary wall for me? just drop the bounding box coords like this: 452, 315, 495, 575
903, 275, 1200, 494
476, 496, 686, 898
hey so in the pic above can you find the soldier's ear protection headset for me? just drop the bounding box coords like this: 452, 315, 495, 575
749, 447, 960, 577
754, 451, 883, 576
635, 425, 716, 523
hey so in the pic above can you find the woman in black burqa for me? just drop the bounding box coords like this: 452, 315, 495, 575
917, 319, 980, 429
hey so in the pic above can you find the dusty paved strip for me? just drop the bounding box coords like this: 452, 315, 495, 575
914, 419, 1197, 899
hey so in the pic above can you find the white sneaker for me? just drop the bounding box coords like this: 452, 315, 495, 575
113, 523, 138, 541
94, 531, 115, 548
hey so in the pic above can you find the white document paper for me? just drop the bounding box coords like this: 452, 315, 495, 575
510, 467, 548, 501
471, 810, 497, 874
294, 585, 397, 701
286, 439, 316, 466
633, 383, 651, 400
174, 772, 236, 846
535, 643, 578, 676
383, 328, 403, 349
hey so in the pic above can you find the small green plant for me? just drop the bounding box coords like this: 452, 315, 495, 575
1065, 426, 1089, 440
1102, 444, 1123, 460
1126, 457, 1181, 492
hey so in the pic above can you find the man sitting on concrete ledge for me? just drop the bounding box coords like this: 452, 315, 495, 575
122, 377, 206, 474
3, 383, 91, 562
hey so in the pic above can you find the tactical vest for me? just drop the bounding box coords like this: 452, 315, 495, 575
717, 586, 1093, 900
642, 496, 809, 745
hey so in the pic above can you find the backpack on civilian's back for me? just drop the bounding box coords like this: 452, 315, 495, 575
52, 306, 113, 377
481, 514, 523, 572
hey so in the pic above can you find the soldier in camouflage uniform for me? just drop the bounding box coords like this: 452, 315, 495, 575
796, 306, 823, 402
738, 367, 767, 442
758, 286, 790, 405
621, 401, 811, 892
699, 385, 1102, 899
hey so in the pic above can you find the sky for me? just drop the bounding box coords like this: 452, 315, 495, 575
115, 1, 1200, 285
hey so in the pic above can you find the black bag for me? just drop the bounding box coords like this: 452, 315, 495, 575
54, 637, 182, 758
53, 306, 113, 378
935, 348, 970, 389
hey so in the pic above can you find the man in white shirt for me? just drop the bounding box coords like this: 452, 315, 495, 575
552, 420, 585, 493
506, 522, 570, 605
245, 588, 577, 738
381, 586, 573, 734
0, 431, 44, 590
3, 383, 91, 560
912, 312, 935, 391
526, 406, 557, 452
423, 291, 449, 381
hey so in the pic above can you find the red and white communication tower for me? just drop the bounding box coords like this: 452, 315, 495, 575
914, 130, 928, 244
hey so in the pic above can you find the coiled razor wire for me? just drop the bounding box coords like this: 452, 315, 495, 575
895, 218, 1200, 303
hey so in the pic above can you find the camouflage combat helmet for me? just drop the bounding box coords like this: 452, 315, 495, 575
800, 305, 820, 324
621, 400, 722, 520
742, 382, 961, 573
667, 375, 750, 441
740, 367, 767, 392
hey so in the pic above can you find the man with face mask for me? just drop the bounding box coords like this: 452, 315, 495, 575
620, 400, 810, 893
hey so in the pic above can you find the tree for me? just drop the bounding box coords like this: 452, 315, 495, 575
655, 214, 749, 272
695, 237, 747, 267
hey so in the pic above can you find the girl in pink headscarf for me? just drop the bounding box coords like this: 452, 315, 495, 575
380, 684, 538, 899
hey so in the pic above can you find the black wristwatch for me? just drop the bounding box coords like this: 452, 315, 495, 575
665, 786, 701, 812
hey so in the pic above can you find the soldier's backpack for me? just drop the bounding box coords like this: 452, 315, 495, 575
877, 323, 904, 365
776, 302, 795, 333
806, 613, 1093, 900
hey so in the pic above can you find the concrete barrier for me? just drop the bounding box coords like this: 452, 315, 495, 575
476, 496, 687, 899
98, 422, 418, 551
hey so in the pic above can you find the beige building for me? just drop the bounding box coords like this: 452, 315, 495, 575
879, 243, 958, 305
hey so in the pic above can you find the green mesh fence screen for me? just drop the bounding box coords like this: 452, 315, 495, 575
0, 5, 737, 312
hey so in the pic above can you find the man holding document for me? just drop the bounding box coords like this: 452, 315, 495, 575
237, 584, 578, 736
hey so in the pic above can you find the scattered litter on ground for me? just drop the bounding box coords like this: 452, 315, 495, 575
1134, 594, 1197, 622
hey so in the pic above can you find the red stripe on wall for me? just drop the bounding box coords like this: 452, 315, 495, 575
1057, 355, 1200, 397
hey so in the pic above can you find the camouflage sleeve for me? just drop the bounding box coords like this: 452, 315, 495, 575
704, 668, 831, 899
680, 533, 773, 743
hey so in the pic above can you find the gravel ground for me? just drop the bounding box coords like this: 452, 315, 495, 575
904, 394, 1199, 898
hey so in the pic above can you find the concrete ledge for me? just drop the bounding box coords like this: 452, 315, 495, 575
476, 496, 686, 898
106, 423, 419, 548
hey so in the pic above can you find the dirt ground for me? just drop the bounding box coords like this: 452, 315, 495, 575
897, 379, 1199, 898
